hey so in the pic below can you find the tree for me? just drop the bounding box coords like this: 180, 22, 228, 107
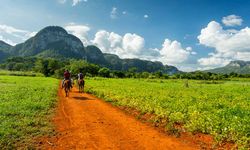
154, 71, 163, 78
141, 72, 150, 78
47, 58, 61, 76
34, 59, 49, 76
98, 67, 110, 77
111, 71, 125, 78
86, 64, 100, 76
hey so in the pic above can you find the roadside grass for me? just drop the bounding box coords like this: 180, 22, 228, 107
0, 76, 58, 149
85, 77, 250, 149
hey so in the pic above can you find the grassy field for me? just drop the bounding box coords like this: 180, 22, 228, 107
85, 77, 250, 148
0, 76, 58, 149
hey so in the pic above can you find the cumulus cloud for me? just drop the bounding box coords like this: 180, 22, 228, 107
90, 29, 195, 65
157, 39, 194, 64
222, 15, 243, 26
65, 23, 90, 45
122, 11, 127, 15
92, 30, 145, 58
110, 7, 117, 19
198, 54, 231, 67
0, 24, 35, 46
198, 21, 229, 48
91, 30, 113, 52
123, 33, 145, 54
198, 20, 250, 68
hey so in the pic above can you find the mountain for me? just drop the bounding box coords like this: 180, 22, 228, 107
0, 26, 180, 74
9, 26, 86, 59
104, 53, 123, 70
85, 45, 108, 66
0, 40, 12, 52
206, 60, 250, 74
0, 40, 12, 62
103, 53, 179, 74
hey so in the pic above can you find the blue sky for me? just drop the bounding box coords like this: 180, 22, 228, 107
1, 0, 250, 71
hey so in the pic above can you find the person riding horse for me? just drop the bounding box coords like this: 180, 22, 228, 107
78, 72, 84, 81
62, 69, 73, 88
77, 72, 85, 92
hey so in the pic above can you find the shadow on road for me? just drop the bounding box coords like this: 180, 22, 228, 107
72, 96, 95, 101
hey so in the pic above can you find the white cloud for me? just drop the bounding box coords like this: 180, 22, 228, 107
198, 21, 229, 48
109, 32, 123, 49
92, 30, 145, 58
91, 29, 195, 66
198, 20, 250, 68
0, 24, 35, 46
110, 7, 117, 19
122, 11, 127, 15
157, 39, 194, 65
123, 33, 145, 54
65, 24, 90, 45
198, 55, 231, 67
0, 24, 28, 34
91, 30, 112, 52
222, 15, 243, 26
144, 14, 149, 18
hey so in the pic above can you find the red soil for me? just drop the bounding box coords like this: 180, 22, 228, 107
39, 86, 200, 150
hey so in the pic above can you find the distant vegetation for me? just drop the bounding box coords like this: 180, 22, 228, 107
86, 78, 250, 149
1, 56, 249, 80
0, 76, 58, 149
0, 70, 44, 77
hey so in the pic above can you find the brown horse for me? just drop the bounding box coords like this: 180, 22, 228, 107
78, 79, 85, 93
64, 79, 71, 97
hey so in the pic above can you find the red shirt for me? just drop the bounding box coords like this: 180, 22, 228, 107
64, 71, 70, 79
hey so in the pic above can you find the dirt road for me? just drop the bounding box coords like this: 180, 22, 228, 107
42, 86, 197, 150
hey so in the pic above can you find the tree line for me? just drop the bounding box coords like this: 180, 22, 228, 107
1, 56, 250, 79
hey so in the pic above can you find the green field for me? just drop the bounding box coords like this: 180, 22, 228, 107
86, 78, 250, 148
0, 76, 58, 149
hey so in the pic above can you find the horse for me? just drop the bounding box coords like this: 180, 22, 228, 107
78, 79, 85, 93
63, 79, 71, 97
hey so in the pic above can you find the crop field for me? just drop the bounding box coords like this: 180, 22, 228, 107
0, 76, 58, 149
86, 78, 250, 148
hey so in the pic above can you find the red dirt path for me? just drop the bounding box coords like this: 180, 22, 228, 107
41, 86, 198, 150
